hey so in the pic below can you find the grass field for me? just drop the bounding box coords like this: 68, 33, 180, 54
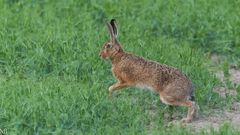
0, 0, 240, 134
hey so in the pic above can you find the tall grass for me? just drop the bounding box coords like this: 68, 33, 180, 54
0, 0, 239, 134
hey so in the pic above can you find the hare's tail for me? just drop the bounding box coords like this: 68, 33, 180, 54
189, 84, 195, 101
190, 95, 195, 101
188, 84, 199, 120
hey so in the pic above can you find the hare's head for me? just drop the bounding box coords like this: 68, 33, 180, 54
99, 19, 123, 59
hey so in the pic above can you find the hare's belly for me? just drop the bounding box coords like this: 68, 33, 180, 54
135, 83, 155, 92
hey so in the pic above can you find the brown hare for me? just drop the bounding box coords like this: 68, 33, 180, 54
99, 19, 198, 123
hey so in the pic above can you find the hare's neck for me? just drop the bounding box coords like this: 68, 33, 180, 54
110, 51, 125, 64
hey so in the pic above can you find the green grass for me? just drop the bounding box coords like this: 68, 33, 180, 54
0, 0, 239, 134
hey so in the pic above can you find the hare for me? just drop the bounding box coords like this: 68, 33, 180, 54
99, 19, 198, 123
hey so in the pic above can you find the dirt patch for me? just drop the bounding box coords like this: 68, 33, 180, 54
231, 102, 240, 111
210, 54, 222, 64
186, 56, 240, 132
147, 102, 240, 132
214, 68, 240, 85
213, 86, 237, 98
188, 110, 227, 131
212, 66, 239, 98
188, 104, 240, 132
215, 70, 225, 83
147, 55, 240, 132
211, 54, 240, 86
188, 55, 240, 132
229, 68, 240, 85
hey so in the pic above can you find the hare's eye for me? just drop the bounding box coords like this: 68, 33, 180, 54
106, 44, 112, 48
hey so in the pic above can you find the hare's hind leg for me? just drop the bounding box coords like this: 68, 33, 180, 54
171, 100, 197, 123
159, 95, 197, 123
179, 101, 198, 123
108, 82, 130, 96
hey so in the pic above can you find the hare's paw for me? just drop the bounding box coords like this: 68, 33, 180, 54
108, 86, 114, 97
181, 117, 192, 123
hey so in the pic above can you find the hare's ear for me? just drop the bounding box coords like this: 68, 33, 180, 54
110, 19, 118, 37
106, 22, 116, 43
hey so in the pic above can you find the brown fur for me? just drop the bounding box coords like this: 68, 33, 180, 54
99, 19, 198, 123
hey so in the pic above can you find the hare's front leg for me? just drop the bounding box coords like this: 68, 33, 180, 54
108, 82, 129, 96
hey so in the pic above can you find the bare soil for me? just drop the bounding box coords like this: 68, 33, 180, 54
229, 68, 240, 85
187, 61, 240, 132
147, 55, 240, 132
187, 102, 240, 132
